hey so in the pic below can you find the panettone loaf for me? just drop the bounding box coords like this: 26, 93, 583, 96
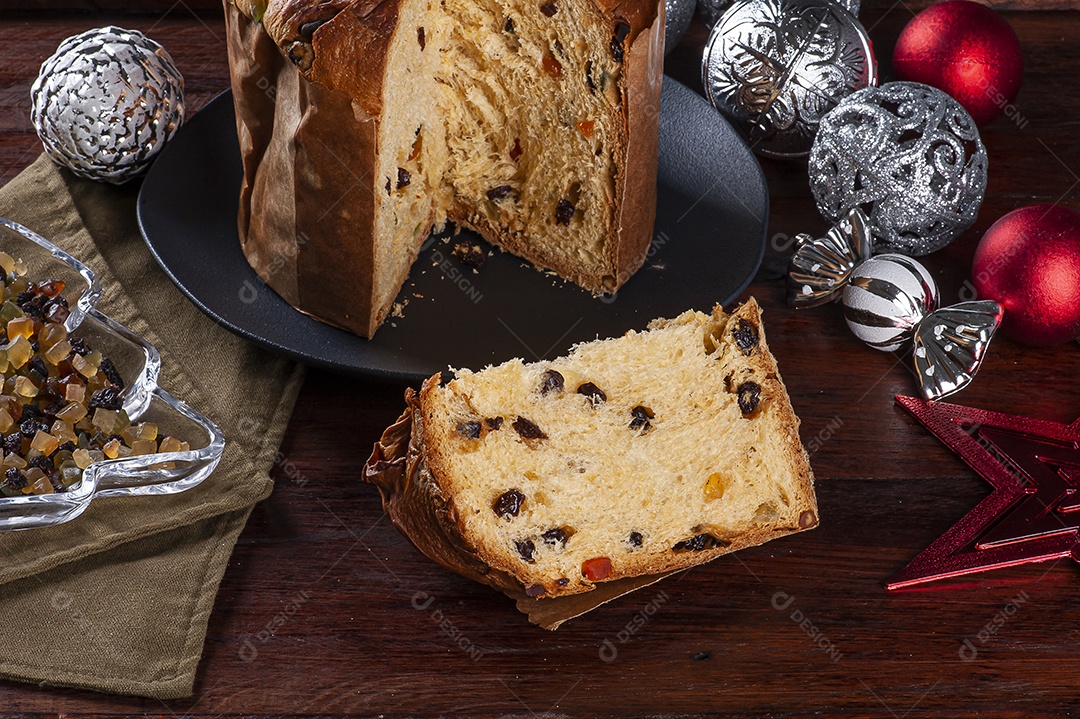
225, 0, 664, 337
364, 299, 818, 600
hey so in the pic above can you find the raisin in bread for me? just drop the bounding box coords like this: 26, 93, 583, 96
364, 299, 817, 600
225, 0, 664, 337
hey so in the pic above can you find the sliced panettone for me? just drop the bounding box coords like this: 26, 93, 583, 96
364, 299, 818, 601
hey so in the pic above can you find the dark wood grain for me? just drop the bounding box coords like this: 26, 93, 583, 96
0, 3, 1078, 716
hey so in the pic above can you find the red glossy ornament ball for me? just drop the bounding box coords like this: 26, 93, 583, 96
893, 0, 1023, 126
973, 205, 1080, 346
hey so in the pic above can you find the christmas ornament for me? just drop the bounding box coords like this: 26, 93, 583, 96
31, 26, 185, 185
788, 209, 1003, 400
843, 254, 938, 351
845, 256, 1001, 399
665, 0, 697, 54
888, 396, 1080, 591
973, 205, 1080, 347
809, 81, 987, 255
701, 0, 876, 159
699, 0, 860, 28
788, 207, 871, 308
893, 0, 1023, 126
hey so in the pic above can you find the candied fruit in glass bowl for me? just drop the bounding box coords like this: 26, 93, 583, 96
0, 218, 225, 530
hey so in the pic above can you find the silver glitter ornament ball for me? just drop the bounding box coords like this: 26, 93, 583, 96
665, 0, 697, 54
702, 0, 876, 159
31, 27, 185, 185
699, 0, 859, 27
842, 254, 939, 352
810, 81, 987, 256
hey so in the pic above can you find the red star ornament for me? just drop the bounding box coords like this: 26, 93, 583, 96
887, 395, 1080, 591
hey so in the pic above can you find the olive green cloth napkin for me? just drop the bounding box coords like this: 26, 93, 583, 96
0, 154, 305, 699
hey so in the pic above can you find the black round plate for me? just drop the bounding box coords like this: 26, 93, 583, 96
137, 77, 767, 380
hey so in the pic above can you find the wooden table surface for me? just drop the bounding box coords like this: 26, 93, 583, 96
1, 2, 1079, 716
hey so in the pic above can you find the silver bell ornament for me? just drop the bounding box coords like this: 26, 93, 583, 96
809, 81, 987, 256
699, 0, 859, 27
31, 26, 185, 185
665, 0, 697, 54
702, 0, 876, 159
788, 210, 1003, 400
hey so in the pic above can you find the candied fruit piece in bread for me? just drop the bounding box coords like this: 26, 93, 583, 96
364, 299, 818, 601
225, 0, 663, 337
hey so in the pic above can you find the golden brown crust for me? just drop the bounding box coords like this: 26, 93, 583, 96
610, 2, 662, 290
304, 0, 399, 119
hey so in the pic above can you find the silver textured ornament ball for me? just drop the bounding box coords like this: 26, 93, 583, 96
665, 0, 697, 54
842, 254, 938, 352
31, 26, 185, 185
809, 81, 987, 256
702, 0, 876, 159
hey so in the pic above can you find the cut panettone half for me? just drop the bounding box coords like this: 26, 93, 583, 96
226, 0, 663, 336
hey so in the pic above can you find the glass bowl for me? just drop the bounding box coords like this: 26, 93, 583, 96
0, 218, 225, 530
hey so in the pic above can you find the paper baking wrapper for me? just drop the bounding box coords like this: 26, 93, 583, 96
224, 3, 382, 337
